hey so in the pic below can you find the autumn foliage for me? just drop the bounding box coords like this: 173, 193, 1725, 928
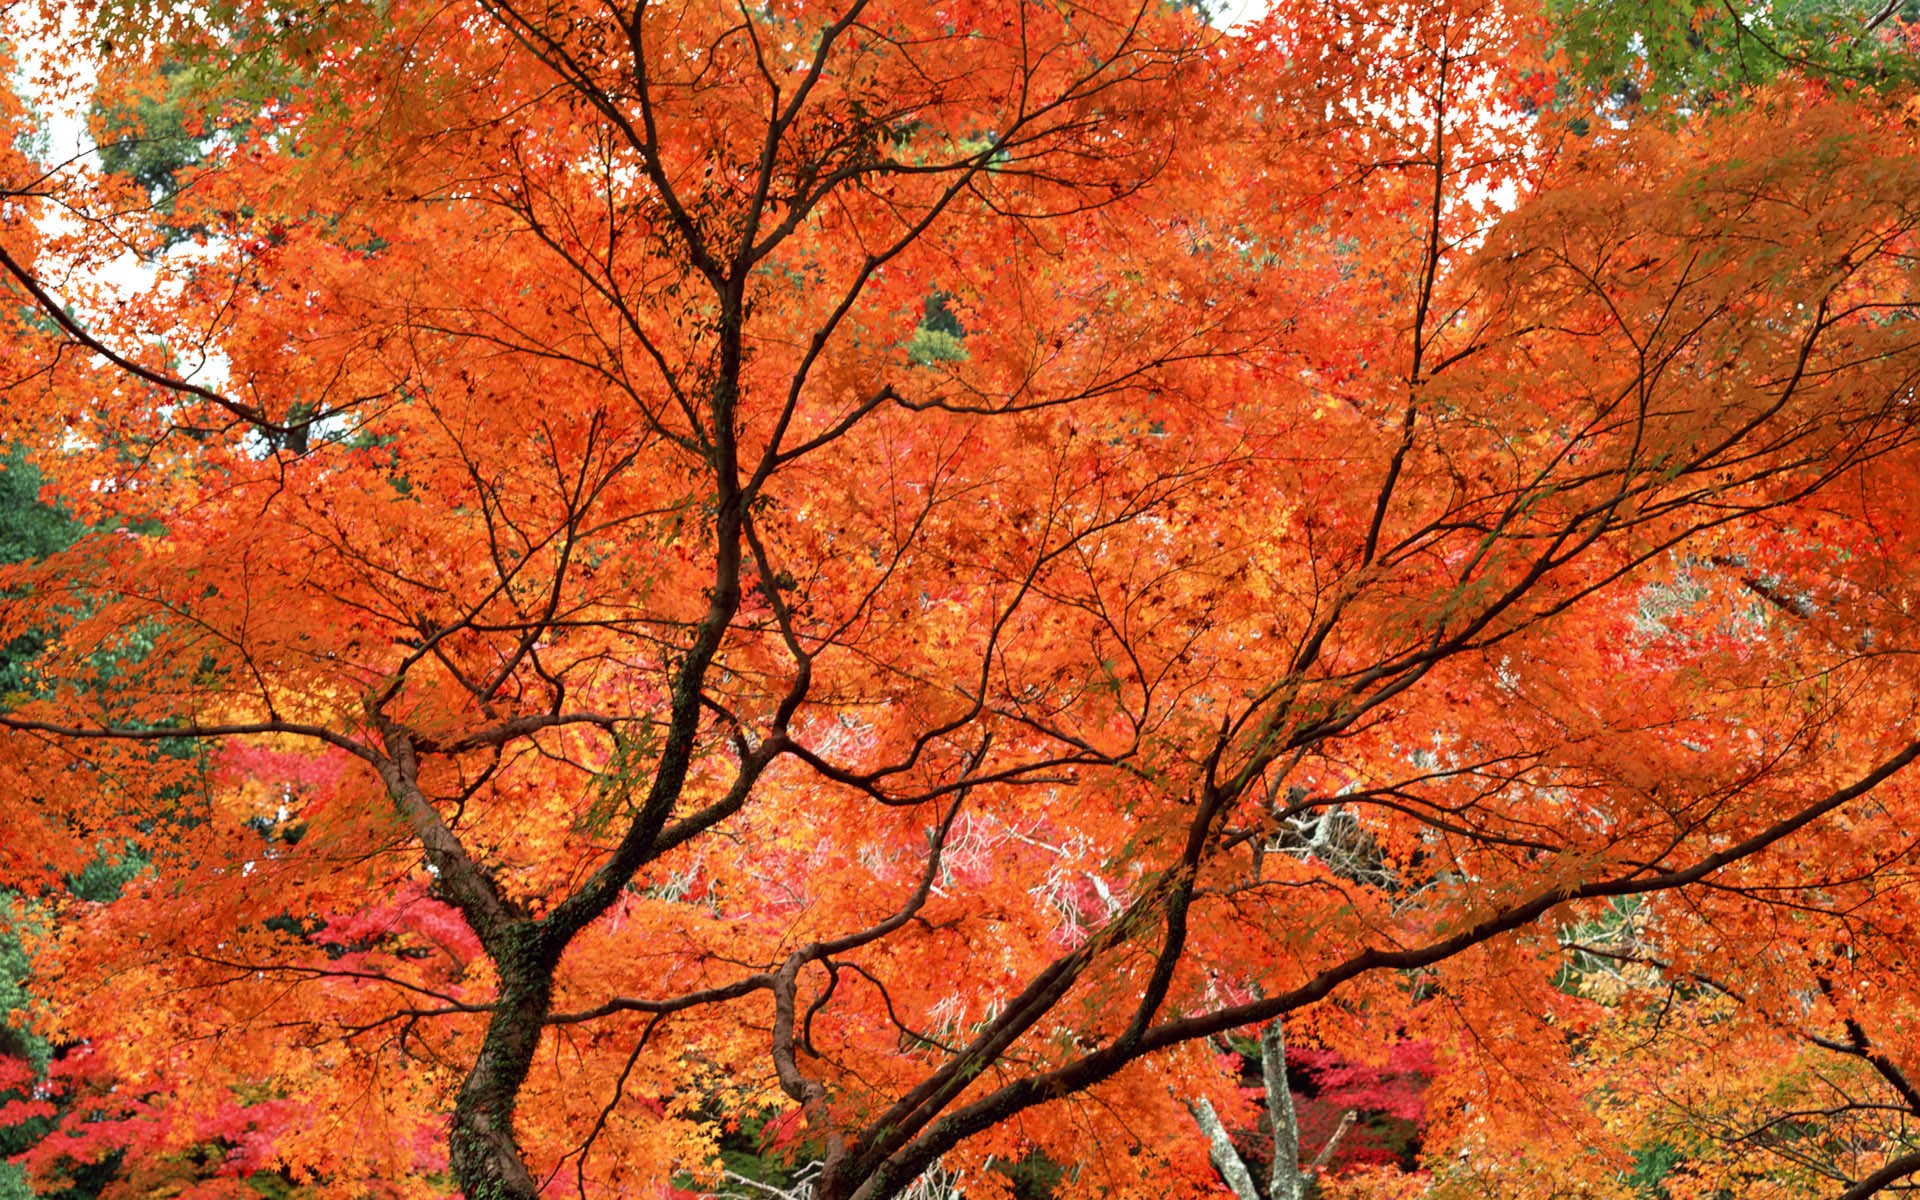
0, 0, 1919, 1198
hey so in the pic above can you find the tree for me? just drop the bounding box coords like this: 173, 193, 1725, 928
1550, 0, 1920, 112
1, 1, 1919, 1198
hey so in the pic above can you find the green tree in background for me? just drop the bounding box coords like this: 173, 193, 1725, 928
0, 453, 144, 1199
1552, 0, 1920, 112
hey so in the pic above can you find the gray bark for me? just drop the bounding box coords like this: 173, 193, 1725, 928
1189, 1019, 1357, 1200
1193, 1096, 1262, 1200
1261, 1020, 1307, 1200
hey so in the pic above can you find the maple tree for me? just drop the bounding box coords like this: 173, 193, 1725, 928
1, 0, 1920, 1198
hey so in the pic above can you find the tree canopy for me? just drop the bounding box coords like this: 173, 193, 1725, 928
1, 1, 1919, 1198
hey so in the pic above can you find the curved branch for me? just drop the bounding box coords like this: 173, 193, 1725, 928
1837, 1152, 1920, 1200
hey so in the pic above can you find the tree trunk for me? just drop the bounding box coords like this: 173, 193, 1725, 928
1261, 1019, 1308, 1200
1193, 1096, 1263, 1200
449, 932, 554, 1200
1190, 1019, 1355, 1200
